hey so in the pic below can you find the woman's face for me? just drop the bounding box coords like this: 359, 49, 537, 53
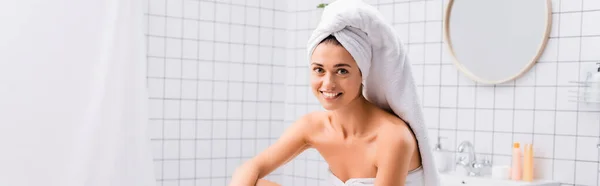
310, 42, 363, 110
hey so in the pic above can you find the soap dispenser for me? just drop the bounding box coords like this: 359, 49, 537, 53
433, 136, 449, 172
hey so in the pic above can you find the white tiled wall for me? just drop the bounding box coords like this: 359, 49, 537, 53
284, 0, 600, 186
146, 0, 600, 185
145, 0, 287, 185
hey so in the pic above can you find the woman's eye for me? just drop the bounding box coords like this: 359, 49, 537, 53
314, 68, 324, 73
337, 69, 348, 74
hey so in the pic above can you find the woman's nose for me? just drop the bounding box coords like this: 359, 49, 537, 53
321, 74, 336, 89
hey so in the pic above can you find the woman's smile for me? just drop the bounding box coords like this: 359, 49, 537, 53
320, 90, 343, 101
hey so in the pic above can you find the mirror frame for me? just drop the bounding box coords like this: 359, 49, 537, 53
442, 0, 553, 84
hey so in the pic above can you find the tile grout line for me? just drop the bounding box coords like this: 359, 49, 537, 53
239, 0, 247, 184
570, 0, 583, 183
551, 0, 562, 181
152, 154, 600, 163
178, 0, 185, 184
210, 1, 216, 185
223, 1, 233, 184
149, 131, 600, 140
161, 1, 168, 185
255, 0, 262, 184
292, 1, 297, 184
145, 34, 286, 48
446, 0, 461, 170
144, 0, 156, 184
194, 0, 202, 184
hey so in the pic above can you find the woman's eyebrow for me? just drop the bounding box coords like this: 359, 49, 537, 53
310, 62, 351, 67
334, 63, 351, 67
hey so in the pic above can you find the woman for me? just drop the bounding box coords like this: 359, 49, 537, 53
230, 0, 439, 185
229, 35, 424, 186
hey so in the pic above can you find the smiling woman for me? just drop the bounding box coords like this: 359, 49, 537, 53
230, 34, 424, 186
310, 35, 364, 110
229, 0, 437, 185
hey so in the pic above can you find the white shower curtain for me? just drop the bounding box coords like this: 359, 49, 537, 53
0, 0, 156, 186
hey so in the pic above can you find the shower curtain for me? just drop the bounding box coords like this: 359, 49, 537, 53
0, 0, 156, 186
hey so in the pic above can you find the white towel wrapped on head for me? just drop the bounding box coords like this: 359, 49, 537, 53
307, 0, 440, 185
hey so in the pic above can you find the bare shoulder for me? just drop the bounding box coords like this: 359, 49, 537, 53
289, 111, 327, 140
378, 120, 415, 142
296, 111, 326, 129
371, 111, 420, 183
375, 112, 417, 152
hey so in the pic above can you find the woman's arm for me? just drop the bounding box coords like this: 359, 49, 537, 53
255, 179, 281, 186
229, 112, 318, 186
374, 125, 416, 186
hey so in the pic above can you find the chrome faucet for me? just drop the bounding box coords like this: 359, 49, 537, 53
456, 141, 492, 176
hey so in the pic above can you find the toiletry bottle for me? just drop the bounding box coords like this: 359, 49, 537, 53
511, 142, 522, 181
523, 144, 534, 181
433, 137, 448, 172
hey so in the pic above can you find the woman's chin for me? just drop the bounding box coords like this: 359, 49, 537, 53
319, 100, 342, 110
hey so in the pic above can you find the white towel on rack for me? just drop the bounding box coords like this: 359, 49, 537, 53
307, 0, 440, 185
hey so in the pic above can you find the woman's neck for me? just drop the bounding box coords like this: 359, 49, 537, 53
328, 94, 379, 138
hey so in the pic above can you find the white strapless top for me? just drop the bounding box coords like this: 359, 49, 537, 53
328, 166, 424, 186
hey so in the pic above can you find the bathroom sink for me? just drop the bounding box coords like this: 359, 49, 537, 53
440, 173, 560, 186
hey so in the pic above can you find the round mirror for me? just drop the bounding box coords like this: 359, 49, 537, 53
443, 0, 552, 84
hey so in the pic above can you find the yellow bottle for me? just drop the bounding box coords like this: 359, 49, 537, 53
511, 142, 522, 181
522, 144, 534, 181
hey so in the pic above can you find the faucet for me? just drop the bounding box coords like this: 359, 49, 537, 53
456, 141, 492, 176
